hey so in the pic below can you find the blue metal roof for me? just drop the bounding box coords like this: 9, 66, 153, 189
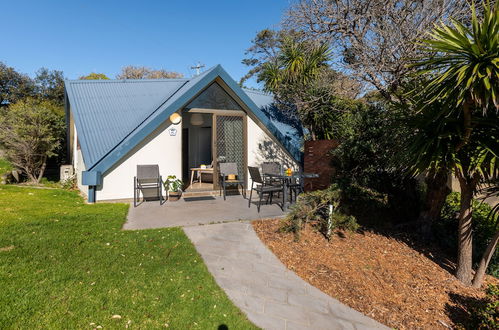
65, 78, 187, 167
65, 65, 303, 182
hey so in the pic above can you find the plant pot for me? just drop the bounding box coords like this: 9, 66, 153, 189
168, 191, 182, 201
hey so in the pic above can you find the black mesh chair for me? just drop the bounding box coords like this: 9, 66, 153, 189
261, 162, 281, 186
219, 162, 245, 200
134, 165, 164, 207
248, 166, 284, 212
287, 176, 303, 203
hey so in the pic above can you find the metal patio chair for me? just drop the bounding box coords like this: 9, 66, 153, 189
219, 162, 245, 200
248, 166, 284, 213
134, 165, 164, 207
262, 162, 282, 186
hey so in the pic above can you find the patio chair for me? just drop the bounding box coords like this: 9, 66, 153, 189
262, 162, 282, 186
134, 165, 164, 207
287, 176, 303, 203
248, 166, 284, 212
219, 162, 245, 200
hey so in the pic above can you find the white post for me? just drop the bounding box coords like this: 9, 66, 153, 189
327, 204, 334, 239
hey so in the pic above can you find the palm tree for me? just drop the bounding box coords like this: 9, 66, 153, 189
258, 38, 333, 140
410, 0, 499, 285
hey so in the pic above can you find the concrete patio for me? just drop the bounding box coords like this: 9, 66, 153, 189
124, 195, 286, 230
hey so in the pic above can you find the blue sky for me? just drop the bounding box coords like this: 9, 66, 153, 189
0, 0, 289, 87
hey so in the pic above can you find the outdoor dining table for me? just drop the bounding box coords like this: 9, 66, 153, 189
263, 172, 319, 210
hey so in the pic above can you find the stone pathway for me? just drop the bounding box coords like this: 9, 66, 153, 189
184, 222, 388, 330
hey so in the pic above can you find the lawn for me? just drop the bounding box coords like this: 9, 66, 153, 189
0, 185, 256, 329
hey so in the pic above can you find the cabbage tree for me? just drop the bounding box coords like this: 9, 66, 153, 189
411, 1, 498, 286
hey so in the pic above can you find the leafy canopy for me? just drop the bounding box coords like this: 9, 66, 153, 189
0, 98, 65, 182
79, 72, 110, 80
413, 1, 499, 112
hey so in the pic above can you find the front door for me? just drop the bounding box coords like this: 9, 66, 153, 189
213, 114, 247, 190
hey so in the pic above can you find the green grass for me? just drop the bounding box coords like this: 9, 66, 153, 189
0, 185, 257, 329
0, 158, 12, 176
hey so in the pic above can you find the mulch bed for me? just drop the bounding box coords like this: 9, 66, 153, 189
253, 219, 498, 329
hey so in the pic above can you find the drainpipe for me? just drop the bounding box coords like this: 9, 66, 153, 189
88, 186, 96, 203
82, 171, 101, 204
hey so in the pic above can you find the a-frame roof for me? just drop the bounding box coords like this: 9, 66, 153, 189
65, 65, 302, 176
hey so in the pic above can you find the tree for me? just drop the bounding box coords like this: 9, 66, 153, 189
285, 0, 470, 103
34, 68, 65, 107
240, 29, 301, 85
0, 98, 65, 183
0, 62, 34, 107
258, 38, 361, 139
79, 73, 110, 80
473, 182, 499, 287
410, 1, 499, 286
241, 29, 360, 99
285, 0, 474, 239
116, 66, 183, 79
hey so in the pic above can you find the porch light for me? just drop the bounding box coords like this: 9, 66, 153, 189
169, 112, 182, 125
190, 113, 204, 126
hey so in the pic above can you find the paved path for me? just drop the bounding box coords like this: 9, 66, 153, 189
184, 222, 388, 330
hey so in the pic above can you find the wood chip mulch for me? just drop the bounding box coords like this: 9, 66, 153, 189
253, 219, 498, 330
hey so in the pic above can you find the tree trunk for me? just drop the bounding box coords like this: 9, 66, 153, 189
418, 169, 451, 240
472, 230, 499, 288
36, 157, 47, 183
455, 178, 475, 285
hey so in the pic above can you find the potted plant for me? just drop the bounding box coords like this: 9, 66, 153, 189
164, 175, 183, 201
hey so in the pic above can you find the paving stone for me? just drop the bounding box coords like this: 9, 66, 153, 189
215, 275, 249, 293
265, 301, 311, 326
225, 289, 266, 314
245, 310, 286, 330
245, 281, 288, 303
307, 311, 357, 330
268, 276, 308, 294
252, 260, 287, 276
287, 292, 330, 314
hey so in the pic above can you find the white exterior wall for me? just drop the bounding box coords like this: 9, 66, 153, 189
95, 120, 182, 201
71, 120, 88, 197
247, 115, 299, 175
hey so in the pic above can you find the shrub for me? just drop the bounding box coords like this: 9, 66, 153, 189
465, 284, 499, 329
60, 175, 77, 190
330, 101, 422, 225
437, 192, 499, 277
284, 185, 359, 240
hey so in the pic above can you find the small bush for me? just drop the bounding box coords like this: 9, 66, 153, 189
60, 175, 77, 190
284, 185, 359, 240
437, 192, 499, 277
465, 284, 499, 329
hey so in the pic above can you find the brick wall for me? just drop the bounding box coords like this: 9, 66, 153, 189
303, 140, 339, 192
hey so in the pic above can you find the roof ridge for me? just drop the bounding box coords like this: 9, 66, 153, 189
66, 78, 190, 84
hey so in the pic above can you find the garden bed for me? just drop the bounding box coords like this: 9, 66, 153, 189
253, 219, 498, 329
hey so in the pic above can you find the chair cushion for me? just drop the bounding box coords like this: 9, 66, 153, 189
225, 179, 243, 184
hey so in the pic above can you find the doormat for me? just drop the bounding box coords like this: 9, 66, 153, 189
183, 196, 217, 202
